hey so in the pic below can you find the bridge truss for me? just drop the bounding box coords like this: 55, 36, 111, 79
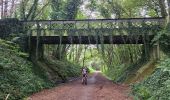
23, 17, 165, 44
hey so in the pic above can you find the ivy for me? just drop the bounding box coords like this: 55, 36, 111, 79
132, 58, 170, 100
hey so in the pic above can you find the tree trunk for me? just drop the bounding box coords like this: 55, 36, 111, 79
75, 45, 83, 63
1, 0, 3, 18
159, 0, 167, 17
25, 0, 39, 20
167, 0, 170, 23
9, 0, 15, 17
82, 45, 87, 67
4, 0, 7, 17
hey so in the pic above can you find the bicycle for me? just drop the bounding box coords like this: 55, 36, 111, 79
82, 74, 87, 85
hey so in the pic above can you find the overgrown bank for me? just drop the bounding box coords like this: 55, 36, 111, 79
0, 39, 54, 99
0, 39, 81, 99
132, 57, 170, 99
36, 58, 81, 83
132, 29, 170, 99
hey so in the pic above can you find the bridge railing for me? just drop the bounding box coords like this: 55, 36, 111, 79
22, 17, 165, 36
22, 17, 165, 24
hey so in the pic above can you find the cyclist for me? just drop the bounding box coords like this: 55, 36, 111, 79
81, 67, 88, 84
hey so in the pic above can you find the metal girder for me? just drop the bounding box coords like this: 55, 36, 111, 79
30, 35, 154, 44
29, 26, 161, 31
22, 17, 165, 24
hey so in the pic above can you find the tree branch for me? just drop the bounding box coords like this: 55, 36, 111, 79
34, 1, 50, 19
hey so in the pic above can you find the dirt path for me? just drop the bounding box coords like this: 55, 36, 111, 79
29, 71, 133, 100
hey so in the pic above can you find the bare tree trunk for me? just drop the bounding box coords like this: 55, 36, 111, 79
1, 0, 4, 18
20, 0, 27, 20
75, 45, 83, 63
159, 0, 167, 17
82, 45, 87, 67
4, 0, 8, 18
26, 0, 39, 20
167, 0, 170, 23
9, 0, 15, 17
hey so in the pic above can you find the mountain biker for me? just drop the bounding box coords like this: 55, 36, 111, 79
82, 67, 87, 77
81, 67, 88, 84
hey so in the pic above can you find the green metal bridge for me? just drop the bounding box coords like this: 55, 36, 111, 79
22, 17, 165, 44
0, 17, 165, 59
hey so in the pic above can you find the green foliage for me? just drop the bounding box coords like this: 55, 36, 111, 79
88, 66, 95, 73
132, 58, 170, 100
0, 39, 28, 57
85, 0, 161, 18
99, 44, 146, 82
132, 85, 151, 99
0, 39, 53, 100
104, 64, 126, 80
0, 18, 22, 38
152, 24, 170, 56
44, 57, 81, 81
159, 34, 170, 55
51, 0, 82, 20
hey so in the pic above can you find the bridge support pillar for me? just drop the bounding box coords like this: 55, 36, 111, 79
150, 43, 160, 61
29, 42, 44, 60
